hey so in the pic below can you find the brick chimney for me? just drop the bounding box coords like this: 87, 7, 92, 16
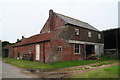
49, 9, 54, 31
49, 9, 53, 18
22, 36, 24, 39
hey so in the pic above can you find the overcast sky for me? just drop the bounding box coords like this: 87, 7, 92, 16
0, 0, 119, 43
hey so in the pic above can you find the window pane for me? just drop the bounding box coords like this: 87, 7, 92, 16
75, 29, 79, 35
88, 32, 91, 37
98, 34, 101, 39
74, 44, 80, 54
58, 46, 62, 52
76, 49, 79, 53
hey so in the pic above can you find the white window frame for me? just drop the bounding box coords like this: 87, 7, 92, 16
74, 44, 81, 54
58, 46, 62, 53
98, 34, 101, 39
75, 29, 79, 35
88, 32, 91, 37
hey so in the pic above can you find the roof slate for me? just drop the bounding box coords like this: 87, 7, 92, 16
15, 29, 62, 47
56, 13, 99, 31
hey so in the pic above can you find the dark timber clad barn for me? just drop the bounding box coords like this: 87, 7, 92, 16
13, 10, 104, 63
103, 28, 120, 58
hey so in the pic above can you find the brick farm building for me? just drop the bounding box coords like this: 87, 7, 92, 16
13, 10, 104, 63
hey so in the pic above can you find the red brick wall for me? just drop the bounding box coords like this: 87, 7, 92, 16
2, 45, 14, 58
13, 42, 50, 62
42, 25, 103, 62
67, 25, 103, 43
40, 12, 65, 33
44, 38, 85, 63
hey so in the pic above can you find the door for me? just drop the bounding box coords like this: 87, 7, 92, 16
36, 44, 40, 61
95, 45, 99, 56
86, 45, 94, 57
95, 45, 104, 56
4, 49, 9, 57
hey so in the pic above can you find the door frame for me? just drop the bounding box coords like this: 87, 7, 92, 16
35, 44, 40, 61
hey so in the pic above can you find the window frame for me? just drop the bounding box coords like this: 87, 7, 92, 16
75, 29, 80, 36
98, 34, 101, 39
58, 46, 62, 53
74, 44, 81, 54
88, 31, 92, 37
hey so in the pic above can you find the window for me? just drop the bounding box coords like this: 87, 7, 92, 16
74, 44, 80, 54
17, 52, 20, 57
98, 34, 101, 39
75, 29, 79, 35
28, 48, 32, 53
48, 31, 51, 33
88, 32, 91, 37
58, 46, 62, 52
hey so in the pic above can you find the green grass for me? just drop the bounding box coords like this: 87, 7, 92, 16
0, 57, 2, 60
70, 65, 119, 78
2, 58, 118, 69
3, 58, 52, 69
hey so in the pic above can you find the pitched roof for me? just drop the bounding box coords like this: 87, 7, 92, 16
3, 44, 14, 49
15, 29, 62, 47
56, 13, 99, 31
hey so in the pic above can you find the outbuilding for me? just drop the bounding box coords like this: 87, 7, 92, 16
13, 10, 104, 62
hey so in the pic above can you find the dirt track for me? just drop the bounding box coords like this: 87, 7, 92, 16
22, 61, 118, 78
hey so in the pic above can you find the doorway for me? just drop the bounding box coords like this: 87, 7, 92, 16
36, 44, 40, 61
3, 49, 9, 57
86, 45, 94, 57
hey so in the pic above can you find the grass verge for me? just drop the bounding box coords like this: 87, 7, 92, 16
0, 57, 2, 60
2, 58, 118, 69
69, 65, 119, 78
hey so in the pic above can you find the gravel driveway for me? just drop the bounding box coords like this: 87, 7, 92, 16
0, 61, 35, 78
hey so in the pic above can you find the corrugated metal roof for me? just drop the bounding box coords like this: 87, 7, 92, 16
56, 13, 99, 31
